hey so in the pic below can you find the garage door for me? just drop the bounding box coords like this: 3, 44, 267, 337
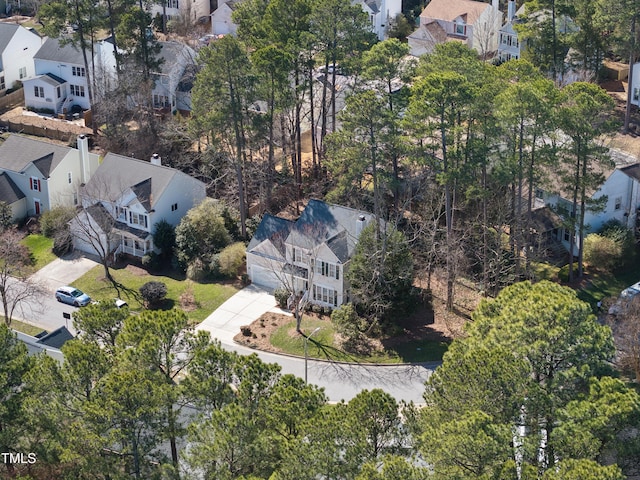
251, 265, 282, 291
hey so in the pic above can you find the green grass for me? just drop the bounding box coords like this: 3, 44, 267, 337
530, 261, 561, 282
270, 317, 449, 364
10, 319, 47, 336
576, 265, 640, 310
71, 265, 238, 323
21, 234, 56, 270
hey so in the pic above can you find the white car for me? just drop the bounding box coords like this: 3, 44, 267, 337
55, 286, 91, 307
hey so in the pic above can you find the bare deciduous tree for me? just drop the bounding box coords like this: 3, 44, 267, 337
0, 229, 45, 326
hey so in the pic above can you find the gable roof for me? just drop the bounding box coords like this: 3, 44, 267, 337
421, 0, 491, 25
0, 23, 20, 53
0, 171, 25, 204
0, 134, 72, 175
36, 326, 74, 349
87, 153, 202, 210
34, 37, 85, 64
619, 163, 640, 182
248, 214, 295, 256
155, 41, 195, 77
286, 199, 376, 263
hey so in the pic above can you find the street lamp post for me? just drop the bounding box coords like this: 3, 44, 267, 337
304, 327, 321, 384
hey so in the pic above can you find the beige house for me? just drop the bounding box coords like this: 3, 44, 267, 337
0, 134, 99, 221
408, 0, 502, 57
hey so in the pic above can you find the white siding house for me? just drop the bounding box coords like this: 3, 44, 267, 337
0, 23, 42, 93
211, 0, 239, 35
0, 134, 99, 220
71, 153, 206, 258
408, 0, 502, 57
497, 0, 524, 62
152, 41, 197, 113
247, 199, 375, 309
353, 0, 402, 41
23, 37, 117, 115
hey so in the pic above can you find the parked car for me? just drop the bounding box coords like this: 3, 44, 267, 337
608, 281, 640, 316
55, 286, 91, 307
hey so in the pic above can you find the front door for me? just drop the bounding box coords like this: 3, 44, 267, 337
34, 199, 41, 215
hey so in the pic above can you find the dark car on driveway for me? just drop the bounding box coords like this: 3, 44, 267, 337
55, 286, 91, 307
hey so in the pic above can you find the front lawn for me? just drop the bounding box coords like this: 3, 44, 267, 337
10, 319, 47, 336
269, 316, 448, 364
21, 234, 56, 270
576, 266, 640, 310
72, 265, 238, 323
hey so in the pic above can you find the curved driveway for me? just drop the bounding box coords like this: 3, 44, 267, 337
196, 285, 434, 403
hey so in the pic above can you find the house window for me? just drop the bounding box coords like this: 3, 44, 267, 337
68, 172, 72, 184
70, 85, 85, 97
294, 248, 302, 263
72, 66, 86, 77
73, 192, 78, 205
535, 188, 544, 200
171, 203, 178, 211
316, 260, 339, 280
455, 21, 466, 36
634, 88, 640, 102
168, 0, 178, 7
313, 285, 337, 307
19, 67, 26, 79
34, 86, 44, 98
564, 229, 571, 242
153, 94, 171, 108
615, 197, 622, 210
128, 212, 148, 228
30, 177, 41, 191
57, 86, 61, 98
0, 76, 5, 90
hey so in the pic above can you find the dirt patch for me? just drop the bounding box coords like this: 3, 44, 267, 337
125, 264, 148, 276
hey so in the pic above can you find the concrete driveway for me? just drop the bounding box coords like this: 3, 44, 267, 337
196, 284, 290, 344
29, 251, 99, 292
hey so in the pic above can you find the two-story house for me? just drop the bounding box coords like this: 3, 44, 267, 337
0, 23, 42, 93
497, 0, 525, 62
71, 153, 206, 258
211, 0, 239, 36
149, 0, 211, 28
0, 134, 99, 220
408, 0, 502, 58
22, 37, 117, 115
152, 41, 197, 113
246, 199, 376, 309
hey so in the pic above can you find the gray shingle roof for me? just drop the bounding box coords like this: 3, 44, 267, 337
620, 163, 640, 182
156, 41, 195, 76
0, 23, 19, 55
39, 72, 66, 86
34, 37, 85, 64
248, 214, 295, 256
36, 326, 74, 349
87, 153, 202, 210
0, 171, 25, 204
286, 199, 375, 262
0, 134, 71, 174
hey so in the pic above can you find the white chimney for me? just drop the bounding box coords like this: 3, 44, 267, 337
508, 0, 516, 21
492, 0, 499, 11
77, 134, 89, 183
150, 153, 161, 166
356, 214, 366, 237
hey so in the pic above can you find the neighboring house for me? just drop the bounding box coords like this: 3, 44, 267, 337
353, 0, 403, 41
538, 159, 640, 254
246, 199, 376, 309
497, 0, 524, 62
210, 0, 239, 36
408, 0, 502, 57
71, 153, 206, 259
14, 327, 71, 363
149, 0, 211, 27
0, 23, 42, 93
628, 63, 640, 109
23, 37, 117, 115
152, 41, 197, 113
0, 134, 99, 220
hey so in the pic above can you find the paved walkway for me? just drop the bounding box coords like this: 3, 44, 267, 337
29, 251, 99, 292
196, 284, 290, 344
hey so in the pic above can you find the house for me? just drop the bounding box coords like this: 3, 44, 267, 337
210, 0, 239, 36
23, 37, 117, 115
539, 157, 640, 254
246, 199, 376, 309
0, 134, 100, 220
152, 41, 197, 113
14, 328, 69, 363
0, 23, 42, 93
71, 153, 206, 259
407, 0, 502, 57
353, 0, 403, 41
628, 63, 640, 109
149, 0, 211, 27
497, 0, 524, 62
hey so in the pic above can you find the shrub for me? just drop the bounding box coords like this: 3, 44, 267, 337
218, 242, 246, 278
40, 206, 75, 238
311, 304, 322, 314
139, 281, 167, 308
186, 259, 207, 281
0, 201, 12, 231
274, 287, 289, 309
584, 234, 620, 273
153, 220, 176, 259
53, 230, 72, 256
331, 303, 369, 353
